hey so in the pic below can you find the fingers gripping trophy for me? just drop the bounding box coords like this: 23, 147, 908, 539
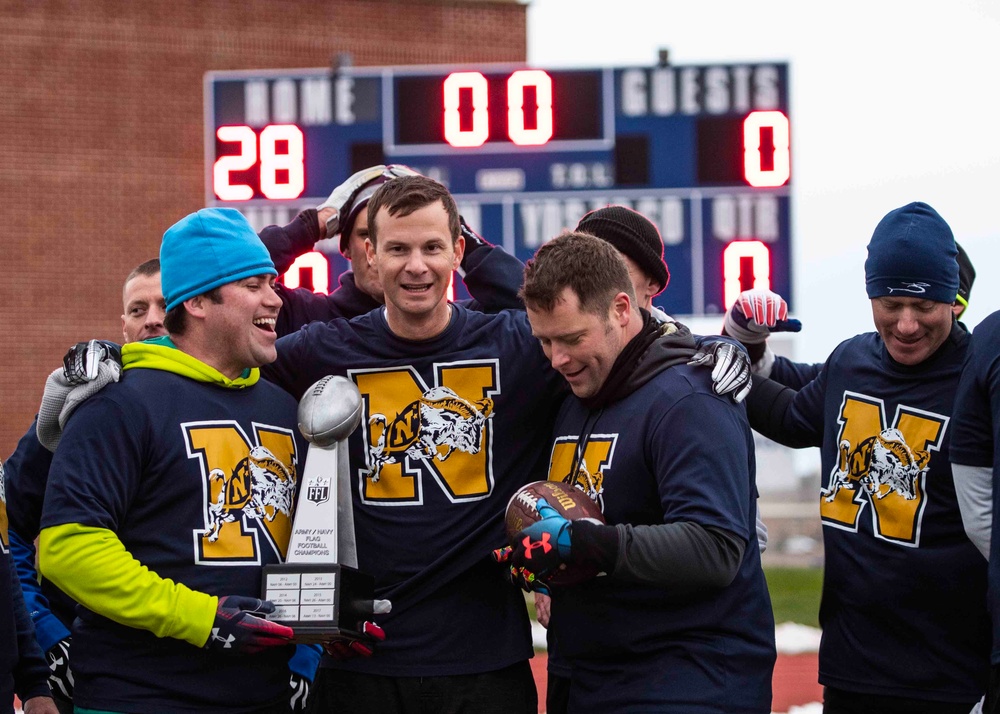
262, 376, 390, 645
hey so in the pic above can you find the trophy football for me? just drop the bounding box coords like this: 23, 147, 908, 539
262, 375, 390, 644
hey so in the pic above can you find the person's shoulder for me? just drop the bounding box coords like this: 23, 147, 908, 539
973, 310, 1000, 341
279, 312, 372, 346
825, 331, 879, 363
461, 305, 530, 330
644, 361, 721, 403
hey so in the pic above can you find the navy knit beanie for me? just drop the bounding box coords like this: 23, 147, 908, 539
575, 206, 669, 293
864, 202, 958, 304
161, 208, 276, 312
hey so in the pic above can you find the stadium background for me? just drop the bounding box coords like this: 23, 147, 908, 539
0, 0, 527, 458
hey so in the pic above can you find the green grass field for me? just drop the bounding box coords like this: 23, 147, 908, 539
764, 566, 823, 628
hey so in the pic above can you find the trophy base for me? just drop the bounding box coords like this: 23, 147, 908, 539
261, 563, 376, 644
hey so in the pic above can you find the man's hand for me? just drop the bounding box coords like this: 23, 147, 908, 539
316, 165, 387, 238
288, 672, 310, 712
512, 498, 573, 580
689, 341, 752, 403
62, 340, 122, 385
45, 637, 73, 701
534, 592, 552, 628
204, 596, 294, 655
323, 620, 386, 660
22, 696, 59, 714
723, 288, 801, 345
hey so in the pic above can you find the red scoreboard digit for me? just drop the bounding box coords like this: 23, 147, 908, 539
206, 61, 792, 316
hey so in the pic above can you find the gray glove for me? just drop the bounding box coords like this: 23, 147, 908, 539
37, 360, 121, 452
316, 165, 387, 237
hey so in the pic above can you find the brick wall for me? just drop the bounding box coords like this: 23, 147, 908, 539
0, 0, 525, 457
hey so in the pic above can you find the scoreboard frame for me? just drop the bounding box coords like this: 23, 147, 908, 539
204, 60, 792, 317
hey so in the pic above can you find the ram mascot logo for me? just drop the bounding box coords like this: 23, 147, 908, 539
204, 445, 295, 542
822, 427, 930, 503
566, 457, 605, 510
367, 386, 494, 482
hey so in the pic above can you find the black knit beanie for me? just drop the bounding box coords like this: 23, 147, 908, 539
575, 206, 669, 292
956, 241, 975, 305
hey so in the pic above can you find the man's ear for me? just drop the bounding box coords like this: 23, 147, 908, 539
364, 238, 376, 267
184, 295, 208, 320
612, 291, 632, 324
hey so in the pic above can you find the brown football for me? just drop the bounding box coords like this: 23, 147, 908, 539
504, 480, 606, 586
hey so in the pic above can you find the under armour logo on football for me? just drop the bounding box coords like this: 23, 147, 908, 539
210, 628, 236, 649
522, 532, 552, 559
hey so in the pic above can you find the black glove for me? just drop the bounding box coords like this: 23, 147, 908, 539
459, 215, 493, 256
63, 340, 122, 386
288, 672, 310, 712
46, 637, 73, 701
323, 620, 386, 660
204, 596, 294, 655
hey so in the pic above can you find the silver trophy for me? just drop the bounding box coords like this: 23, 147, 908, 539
262, 375, 389, 643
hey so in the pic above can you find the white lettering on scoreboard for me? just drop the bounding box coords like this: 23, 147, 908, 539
620, 65, 781, 117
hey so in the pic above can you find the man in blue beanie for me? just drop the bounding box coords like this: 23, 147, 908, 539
32, 208, 358, 714
739, 202, 989, 713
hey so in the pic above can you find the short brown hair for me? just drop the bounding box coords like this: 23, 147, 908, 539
366, 175, 460, 249
122, 257, 162, 305
163, 286, 223, 336
125, 258, 160, 285
521, 232, 636, 315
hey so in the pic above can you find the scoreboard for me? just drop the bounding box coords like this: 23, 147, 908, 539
204, 61, 791, 315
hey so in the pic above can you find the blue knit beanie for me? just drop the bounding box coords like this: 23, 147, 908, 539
864, 202, 958, 304
161, 208, 276, 311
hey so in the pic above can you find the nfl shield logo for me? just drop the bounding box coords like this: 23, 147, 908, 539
306, 477, 331, 505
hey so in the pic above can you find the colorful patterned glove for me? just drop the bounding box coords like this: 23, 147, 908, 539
323, 620, 386, 660
723, 288, 802, 345
205, 596, 294, 655
511, 498, 573, 576
62, 340, 122, 386
492, 545, 551, 595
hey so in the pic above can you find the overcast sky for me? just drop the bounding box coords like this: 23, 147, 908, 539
527, 0, 1000, 364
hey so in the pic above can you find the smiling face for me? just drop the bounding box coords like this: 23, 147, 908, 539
121, 272, 167, 343
197, 274, 282, 377
366, 200, 463, 340
871, 296, 954, 365
527, 286, 632, 399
